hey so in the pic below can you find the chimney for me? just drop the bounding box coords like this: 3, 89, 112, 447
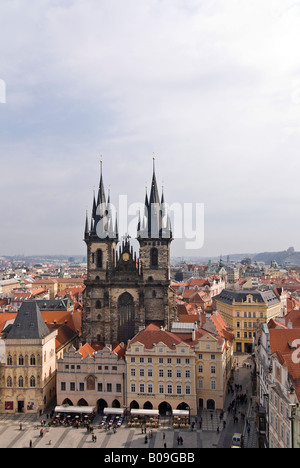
192, 322, 197, 341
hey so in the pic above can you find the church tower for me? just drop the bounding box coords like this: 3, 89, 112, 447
137, 159, 174, 326
82, 159, 177, 346
82, 161, 119, 343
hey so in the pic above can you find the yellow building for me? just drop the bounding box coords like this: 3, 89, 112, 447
126, 318, 233, 416
215, 289, 281, 353
126, 324, 197, 417
172, 314, 233, 412
0, 301, 57, 414
33, 278, 58, 299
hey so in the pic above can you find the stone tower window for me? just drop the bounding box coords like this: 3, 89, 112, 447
96, 249, 103, 268
150, 247, 158, 267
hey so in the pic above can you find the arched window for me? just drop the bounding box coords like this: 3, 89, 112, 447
150, 248, 158, 267
30, 354, 36, 366
96, 249, 103, 268
95, 300, 101, 309
30, 376, 36, 387
18, 376, 24, 388
19, 355, 24, 366
6, 376, 12, 387
7, 355, 12, 366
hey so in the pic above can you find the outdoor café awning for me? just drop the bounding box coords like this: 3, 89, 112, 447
172, 410, 189, 416
55, 405, 96, 414
103, 407, 124, 415
130, 409, 159, 416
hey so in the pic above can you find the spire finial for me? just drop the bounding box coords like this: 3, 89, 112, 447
152, 153, 155, 172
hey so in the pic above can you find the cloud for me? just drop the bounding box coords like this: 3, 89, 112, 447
1, 0, 300, 256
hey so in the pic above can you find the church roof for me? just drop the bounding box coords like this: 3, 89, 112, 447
5, 301, 52, 340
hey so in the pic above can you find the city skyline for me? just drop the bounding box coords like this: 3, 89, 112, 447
1, 1, 300, 257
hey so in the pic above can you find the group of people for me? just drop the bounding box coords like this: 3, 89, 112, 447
144, 429, 154, 443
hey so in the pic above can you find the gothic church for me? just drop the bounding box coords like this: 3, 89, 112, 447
82, 161, 177, 345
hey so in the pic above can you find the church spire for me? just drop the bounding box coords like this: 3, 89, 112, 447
149, 156, 160, 205
84, 210, 89, 239
97, 159, 106, 211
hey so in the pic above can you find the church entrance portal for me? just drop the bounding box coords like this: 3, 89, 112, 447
118, 292, 134, 343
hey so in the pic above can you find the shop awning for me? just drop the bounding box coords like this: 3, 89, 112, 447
173, 410, 189, 416
55, 405, 96, 414
103, 407, 124, 415
130, 409, 159, 416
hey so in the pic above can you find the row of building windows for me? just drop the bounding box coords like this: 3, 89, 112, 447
7, 354, 39, 366
130, 383, 192, 395
60, 382, 122, 393
63, 364, 118, 372
130, 368, 192, 378
236, 311, 264, 318
236, 331, 256, 339
130, 366, 217, 378
6, 376, 37, 387
130, 381, 220, 393
130, 356, 191, 364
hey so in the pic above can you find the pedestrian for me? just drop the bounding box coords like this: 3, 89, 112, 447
164, 442, 167, 448
199, 420, 202, 429
217, 426, 219, 434
145, 435, 148, 444
163, 432, 165, 440
29, 440, 32, 448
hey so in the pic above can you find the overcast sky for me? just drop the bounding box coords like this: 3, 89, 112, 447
1, 0, 300, 259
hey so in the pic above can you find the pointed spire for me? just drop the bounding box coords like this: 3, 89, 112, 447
92, 188, 97, 218
149, 155, 160, 205
114, 215, 119, 240
84, 210, 89, 239
97, 158, 106, 210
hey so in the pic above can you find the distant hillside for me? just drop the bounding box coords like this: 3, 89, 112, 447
252, 247, 300, 266
173, 247, 300, 266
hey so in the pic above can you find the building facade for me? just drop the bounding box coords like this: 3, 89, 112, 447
56, 343, 126, 412
0, 301, 57, 414
82, 161, 177, 345
126, 324, 197, 416
256, 325, 300, 448
215, 289, 281, 353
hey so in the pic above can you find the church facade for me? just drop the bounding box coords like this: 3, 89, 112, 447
82, 161, 177, 345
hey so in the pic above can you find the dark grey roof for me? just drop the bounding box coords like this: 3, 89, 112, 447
216, 289, 280, 306
6, 301, 51, 339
